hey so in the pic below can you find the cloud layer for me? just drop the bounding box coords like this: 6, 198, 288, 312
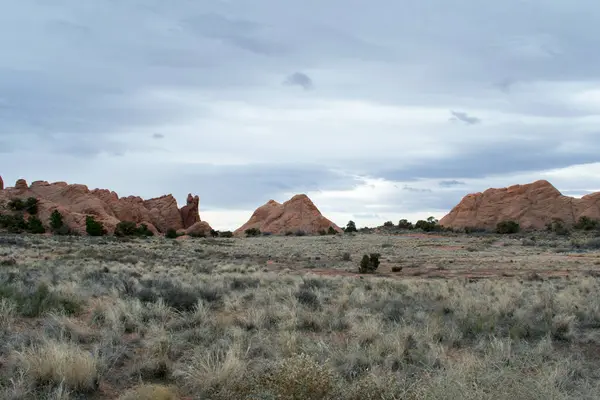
2, 0, 600, 230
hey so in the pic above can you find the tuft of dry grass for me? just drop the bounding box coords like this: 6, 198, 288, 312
13, 339, 99, 392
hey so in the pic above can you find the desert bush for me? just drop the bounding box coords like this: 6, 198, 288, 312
342, 252, 351, 261
327, 226, 337, 235
165, 228, 178, 239
415, 217, 440, 232
295, 288, 321, 310
8, 198, 25, 211
345, 221, 358, 233
85, 215, 106, 236
496, 220, 520, 234
295, 230, 306, 237
220, 231, 233, 238
25, 197, 39, 214
245, 228, 261, 237
0, 282, 82, 317
318, 229, 327, 236
0, 213, 28, 233
359, 253, 380, 274
398, 219, 414, 230
574, 216, 599, 231
546, 219, 569, 236
285, 231, 294, 236
49, 209, 70, 235
210, 229, 219, 237
383, 221, 394, 227
114, 221, 137, 237
27, 215, 46, 234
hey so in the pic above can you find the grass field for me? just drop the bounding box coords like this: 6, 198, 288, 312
1, 231, 600, 399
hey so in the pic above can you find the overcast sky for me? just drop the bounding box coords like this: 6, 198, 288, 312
2, 1, 600, 230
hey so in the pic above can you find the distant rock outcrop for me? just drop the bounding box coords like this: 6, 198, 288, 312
439, 180, 600, 230
180, 194, 201, 229
235, 194, 342, 236
0, 177, 211, 236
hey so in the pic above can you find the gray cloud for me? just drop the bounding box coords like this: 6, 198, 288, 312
402, 185, 432, 193
439, 180, 466, 187
4, 0, 600, 229
449, 111, 481, 125
284, 72, 314, 90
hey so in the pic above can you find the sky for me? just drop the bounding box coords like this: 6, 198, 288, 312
2, 0, 600, 230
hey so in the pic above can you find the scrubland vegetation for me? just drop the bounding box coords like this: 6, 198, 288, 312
1, 227, 600, 399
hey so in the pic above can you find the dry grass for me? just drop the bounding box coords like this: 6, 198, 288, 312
1, 231, 600, 399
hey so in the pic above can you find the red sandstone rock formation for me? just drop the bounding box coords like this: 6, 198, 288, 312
234, 194, 342, 236
0, 177, 210, 236
439, 179, 600, 230
180, 194, 200, 229
0, 175, 3, 191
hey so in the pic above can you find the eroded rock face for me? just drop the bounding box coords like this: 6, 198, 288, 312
439, 180, 600, 230
180, 193, 200, 229
234, 194, 342, 235
0, 178, 210, 236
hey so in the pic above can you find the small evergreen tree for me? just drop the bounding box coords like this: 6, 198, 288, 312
165, 228, 178, 239
25, 197, 39, 214
359, 253, 380, 274
27, 216, 45, 234
245, 228, 261, 237
496, 220, 520, 234
345, 220, 358, 233
327, 226, 337, 235
49, 210, 70, 235
85, 215, 106, 236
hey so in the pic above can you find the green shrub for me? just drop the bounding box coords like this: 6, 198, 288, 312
220, 231, 233, 238
398, 219, 414, 229
245, 228, 261, 237
136, 223, 154, 237
415, 217, 440, 232
574, 216, 599, 231
0, 282, 82, 317
27, 215, 45, 234
210, 229, 219, 237
496, 220, 520, 234
0, 214, 28, 233
327, 226, 337, 235
318, 229, 327, 236
165, 229, 178, 239
49, 209, 70, 235
25, 197, 38, 214
383, 221, 394, 227
114, 221, 137, 237
345, 220, 358, 233
285, 231, 294, 236
295, 230, 306, 236
7, 198, 25, 211
359, 253, 380, 274
546, 219, 569, 236
85, 215, 106, 236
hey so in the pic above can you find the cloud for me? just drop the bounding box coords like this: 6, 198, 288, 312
283, 72, 314, 90
4, 0, 600, 229
449, 110, 481, 125
439, 180, 466, 187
